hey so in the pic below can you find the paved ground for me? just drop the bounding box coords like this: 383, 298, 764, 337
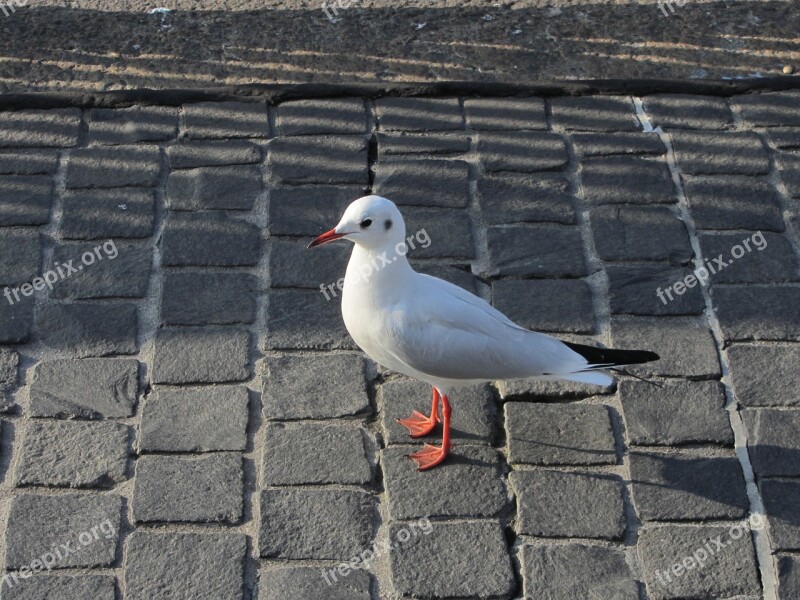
0, 1, 799, 90
0, 90, 800, 599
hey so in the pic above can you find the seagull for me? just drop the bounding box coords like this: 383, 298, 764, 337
308, 195, 659, 470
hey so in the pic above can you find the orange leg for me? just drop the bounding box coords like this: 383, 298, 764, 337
407, 393, 451, 470
396, 387, 440, 438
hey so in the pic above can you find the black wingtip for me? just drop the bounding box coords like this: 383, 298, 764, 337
563, 342, 660, 367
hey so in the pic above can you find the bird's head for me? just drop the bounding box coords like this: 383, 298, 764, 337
307, 195, 407, 251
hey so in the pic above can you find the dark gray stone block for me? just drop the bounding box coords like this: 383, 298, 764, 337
698, 231, 798, 283
276, 98, 366, 135
712, 285, 800, 341
37, 301, 138, 357
463, 97, 547, 130
485, 224, 587, 277
581, 156, 675, 204
377, 132, 470, 155
478, 172, 576, 225
61, 188, 155, 239
606, 263, 706, 316
571, 131, 665, 156
0, 575, 116, 600
267, 185, 358, 237
65, 145, 162, 188
731, 91, 800, 126
743, 408, 800, 477
161, 271, 257, 325
761, 479, 800, 550
550, 96, 639, 131
49, 242, 152, 299
0, 109, 81, 148
373, 158, 470, 208
152, 328, 250, 384
161, 212, 260, 266
777, 152, 800, 198
259, 566, 371, 600
0, 174, 53, 226
769, 128, 800, 150
87, 106, 178, 145
268, 238, 349, 289
166, 165, 262, 210
264, 289, 354, 350
643, 94, 733, 129
0, 149, 59, 175
268, 135, 368, 184
477, 131, 568, 172
0, 348, 18, 399
492, 278, 595, 334
0, 228, 41, 285
591, 205, 692, 263
402, 207, 474, 259
728, 343, 800, 407
375, 97, 463, 131
0, 293, 33, 343
683, 175, 784, 232
167, 140, 262, 168
778, 554, 800, 599
182, 101, 269, 139
671, 131, 770, 175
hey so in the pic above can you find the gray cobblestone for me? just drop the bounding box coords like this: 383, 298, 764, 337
133, 453, 242, 523
777, 152, 800, 198
373, 159, 470, 208
607, 263, 706, 316
492, 278, 595, 333
50, 242, 152, 299
477, 172, 576, 225
485, 224, 587, 277
463, 97, 547, 130
0, 149, 59, 175
743, 408, 800, 477
505, 402, 617, 465
182, 101, 269, 139
266, 185, 357, 237
671, 131, 770, 175
382, 445, 508, 519
377, 131, 469, 155
38, 301, 138, 356
761, 479, 800, 550
14, 420, 129, 488
712, 285, 800, 341
61, 188, 155, 239
1, 574, 116, 600
591, 205, 692, 263
152, 328, 250, 384
0, 228, 41, 285
642, 94, 733, 129
521, 543, 638, 600
0, 109, 81, 148
268, 135, 368, 184
259, 566, 372, 600
621, 380, 733, 446
167, 140, 262, 168
125, 532, 246, 600
5, 493, 121, 569
161, 212, 260, 266
728, 343, 800, 407
778, 554, 800, 599
698, 231, 798, 283
477, 130, 568, 172
161, 271, 257, 325
259, 489, 377, 560
166, 165, 262, 210
769, 128, 800, 150
0, 294, 33, 343
65, 145, 162, 188
87, 106, 177, 145
0, 175, 53, 226
731, 90, 800, 127
28, 358, 138, 418
268, 238, 349, 289
375, 97, 463, 131
275, 98, 366, 135
403, 207, 474, 259
571, 131, 665, 156
262, 353, 368, 420
0, 348, 18, 406
682, 175, 785, 231
262, 422, 372, 485
581, 156, 676, 204
512, 469, 625, 539
550, 96, 639, 131
140, 385, 249, 452
264, 289, 354, 349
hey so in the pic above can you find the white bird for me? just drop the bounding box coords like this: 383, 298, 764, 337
308, 195, 659, 470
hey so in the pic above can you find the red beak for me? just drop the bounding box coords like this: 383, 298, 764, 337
307, 228, 346, 249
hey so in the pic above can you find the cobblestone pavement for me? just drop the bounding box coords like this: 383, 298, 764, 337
0, 90, 799, 599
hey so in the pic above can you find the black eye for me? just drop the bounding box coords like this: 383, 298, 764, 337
360, 219, 372, 229
384, 219, 393, 231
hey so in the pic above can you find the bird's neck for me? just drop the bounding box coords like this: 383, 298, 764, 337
346, 243, 416, 290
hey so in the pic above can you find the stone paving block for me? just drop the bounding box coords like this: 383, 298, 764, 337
550, 96, 639, 131
37, 301, 138, 356
381, 379, 494, 445
0, 148, 59, 175
402, 207, 474, 259
0, 108, 81, 148
183, 101, 269, 139
152, 328, 250, 384
731, 90, 800, 126
0, 293, 33, 343
610, 319, 717, 378
630, 451, 749, 521
606, 263, 706, 316
264, 289, 353, 350
0, 174, 53, 226
259, 489, 377, 560
0, 348, 18, 395
412, 262, 480, 294
14, 420, 129, 488
267, 185, 357, 237
377, 131, 469, 155
778, 554, 800, 599
375, 97, 463, 131
166, 165, 262, 210
61, 188, 155, 239
477, 172, 576, 225
269, 135, 368, 184
698, 231, 798, 283
268, 237, 349, 289
591, 205, 692, 263
522, 543, 638, 600
49, 241, 152, 299
642, 94, 733, 129
161, 271, 256, 325
621, 380, 733, 446
262, 422, 371, 485
0, 574, 116, 600
389, 520, 515, 599
512, 469, 625, 539
276, 98, 366, 135
262, 353, 368, 419
0, 228, 41, 285
140, 385, 249, 452
5, 493, 121, 569
777, 152, 800, 198
571, 131, 665, 156
133, 454, 242, 524
638, 524, 760, 600
728, 343, 800, 407
682, 175, 784, 231
373, 158, 470, 208
88, 106, 178, 144
125, 532, 246, 600
743, 408, 800, 477
485, 224, 587, 277
65, 145, 162, 188
382, 445, 508, 519
505, 402, 617, 465
28, 358, 138, 418
167, 140, 263, 168
761, 479, 800, 550
492, 278, 595, 333
581, 156, 675, 204
712, 285, 800, 341
477, 130, 568, 172
463, 97, 547, 130
161, 212, 260, 266
259, 566, 372, 600
671, 131, 770, 175
769, 128, 800, 150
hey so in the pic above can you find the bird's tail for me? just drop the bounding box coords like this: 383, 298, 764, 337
559, 341, 660, 386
